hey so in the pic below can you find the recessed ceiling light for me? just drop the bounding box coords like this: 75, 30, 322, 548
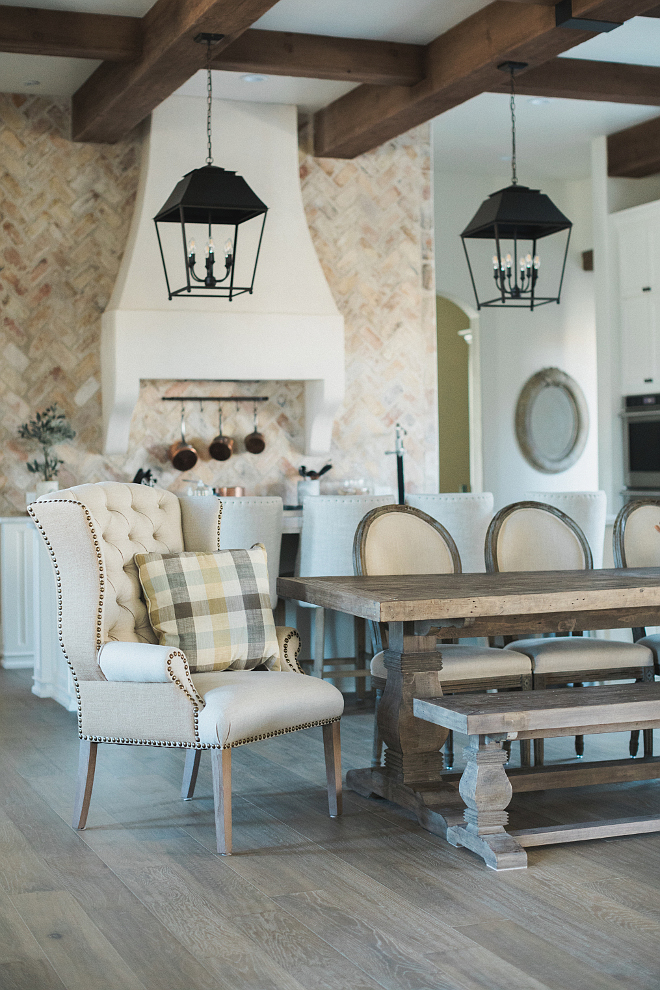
24, 80, 41, 87
528, 97, 551, 105
240, 73, 267, 83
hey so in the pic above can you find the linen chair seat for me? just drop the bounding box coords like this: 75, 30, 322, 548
371, 645, 531, 681
191, 670, 344, 747
504, 637, 653, 674
633, 636, 660, 669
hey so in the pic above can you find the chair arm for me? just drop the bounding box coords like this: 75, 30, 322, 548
275, 627, 303, 673
98, 642, 204, 708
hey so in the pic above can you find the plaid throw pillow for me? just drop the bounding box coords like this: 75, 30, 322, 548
135, 545, 280, 673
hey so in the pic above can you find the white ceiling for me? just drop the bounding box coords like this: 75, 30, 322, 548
2, 2, 660, 179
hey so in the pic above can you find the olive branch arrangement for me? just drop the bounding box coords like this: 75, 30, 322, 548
18, 405, 75, 482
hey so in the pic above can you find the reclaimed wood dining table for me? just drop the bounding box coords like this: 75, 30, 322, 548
277, 568, 660, 837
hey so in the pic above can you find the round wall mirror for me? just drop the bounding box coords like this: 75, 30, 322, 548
515, 367, 588, 474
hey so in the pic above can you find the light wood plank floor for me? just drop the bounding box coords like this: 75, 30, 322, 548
2, 668, 660, 990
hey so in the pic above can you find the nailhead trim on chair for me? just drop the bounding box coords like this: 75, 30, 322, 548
282, 629, 304, 673
80, 714, 341, 749
29, 498, 204, 744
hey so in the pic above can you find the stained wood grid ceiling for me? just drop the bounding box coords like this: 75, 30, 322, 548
2, 1, 660, 173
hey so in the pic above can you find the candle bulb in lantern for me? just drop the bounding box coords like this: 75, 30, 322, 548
205, 238, 215, 258
224, 239, 233, 268
533, 255, 540, 270
188, 238, 196, 260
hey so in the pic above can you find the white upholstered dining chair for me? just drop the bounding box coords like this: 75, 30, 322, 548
524, 490, 607, 568
353, 504, 532, 769
217, 495, 283, 608
490, 500, 654, 764
297, 494, 395, 685
405, 492, 494, 573
28, 483, 344, 855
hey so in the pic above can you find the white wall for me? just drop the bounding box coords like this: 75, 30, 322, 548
434, 169, 598, 509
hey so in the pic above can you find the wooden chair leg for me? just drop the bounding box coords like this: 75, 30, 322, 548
182, 749, 201, 801
444, 729, 454, 770
533, 738, 545, 766
519, 739, 531, 766
312, 607, 325, 679
503, 739, 512, 762
644, 728, 654, 757
355, 617, 366, 700
575, 734, 585, 758
323, 721, 342, 818
372, 688, 383, 768
630, 729, 640, 758
72, 740, 97, 830
211, 749, 232, 855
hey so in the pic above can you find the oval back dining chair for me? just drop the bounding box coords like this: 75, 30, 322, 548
524, 490, 607, 568
353, 504, 532, 769
489, 501, 653, 764
613, 499, 660, 750
28, 483, 344, 856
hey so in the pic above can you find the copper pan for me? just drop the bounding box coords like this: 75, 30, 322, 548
170, 408, 198, 472
209, 409, 234, 461
244, 404, 266, 455
214, 486, 245, 496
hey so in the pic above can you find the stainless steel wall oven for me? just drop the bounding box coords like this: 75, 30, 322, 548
623, 394, 660, 490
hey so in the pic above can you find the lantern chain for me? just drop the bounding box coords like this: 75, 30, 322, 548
206, 40, 213, 166
509, 65, 517, 186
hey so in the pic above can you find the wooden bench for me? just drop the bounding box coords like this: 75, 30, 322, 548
413, 683, 660, 871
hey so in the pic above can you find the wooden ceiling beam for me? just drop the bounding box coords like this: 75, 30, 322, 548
71, 0, 281, 144
608, 116, 660, 176
213, 29, 424, 86
0, 4, 141, 61
491, 56, 660, 104
313, 0, 660, 159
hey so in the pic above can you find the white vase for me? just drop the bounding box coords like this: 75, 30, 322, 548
35, 480, 60, 498
298, 479, 320, 503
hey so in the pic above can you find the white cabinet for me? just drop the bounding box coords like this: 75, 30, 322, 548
613, 202, 660, 395
0, 517, 76, 711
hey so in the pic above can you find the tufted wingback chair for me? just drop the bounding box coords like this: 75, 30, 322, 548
29, 483, 343, 854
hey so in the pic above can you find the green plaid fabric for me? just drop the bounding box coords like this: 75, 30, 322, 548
135, 545, 280, 673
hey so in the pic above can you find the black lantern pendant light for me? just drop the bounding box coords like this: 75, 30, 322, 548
461, 62, 572, 311
154, 36, 268, 301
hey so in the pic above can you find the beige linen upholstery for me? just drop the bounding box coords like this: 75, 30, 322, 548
505, 637, 653, 674
28, 482, 343, 854
617, 502, 660, 568
362, 511, 455, 575
192, 671, 344, 747
405, 493, 494, 573
525, 491, 607, 568
494, 507, 587, 571
370, 646, 530, 681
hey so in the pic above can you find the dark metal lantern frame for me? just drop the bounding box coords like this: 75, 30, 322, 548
461, 183, 572, 311
154, 164, 268, 301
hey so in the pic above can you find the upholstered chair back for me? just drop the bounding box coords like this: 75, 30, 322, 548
405, 492, 493, 573
29, 483, 221, 681
613, 498, 660, 568
298, 495, 395, 579
486, 500, 592, 573
525, 491, 607, 568
217, 496, 283, 607
354, 504, 461, 577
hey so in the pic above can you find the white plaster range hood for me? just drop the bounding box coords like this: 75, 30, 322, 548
102, 93, 344, 455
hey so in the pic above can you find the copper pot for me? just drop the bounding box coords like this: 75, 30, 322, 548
209, 409, 234, 461
170, 409, 198, 472
244, 405, 266, 455
214, 486, 245, 496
